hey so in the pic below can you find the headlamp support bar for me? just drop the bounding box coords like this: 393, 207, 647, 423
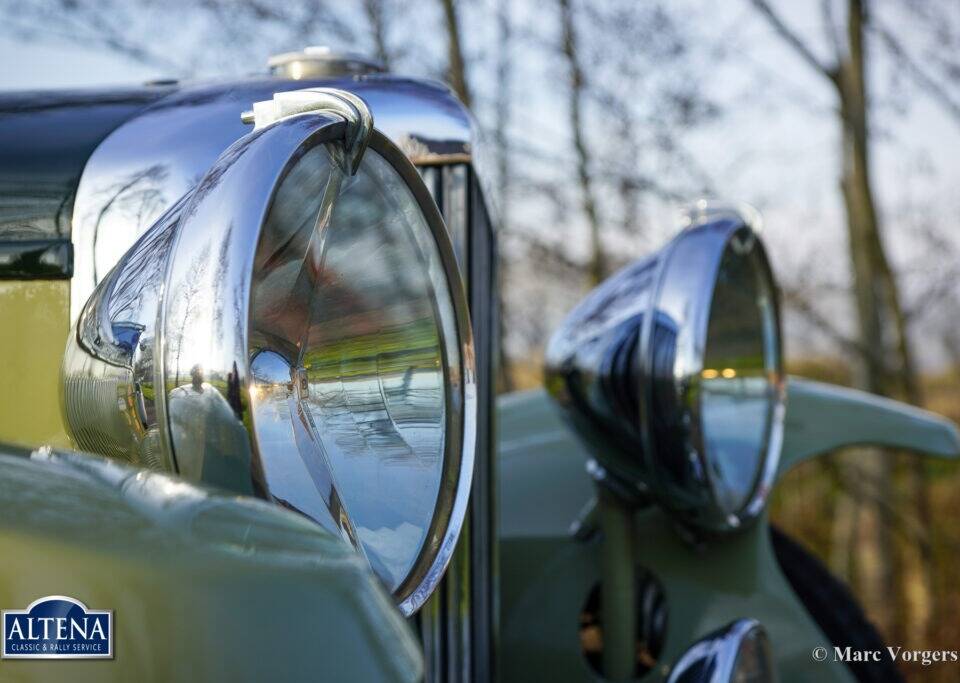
241, 88, 374, 175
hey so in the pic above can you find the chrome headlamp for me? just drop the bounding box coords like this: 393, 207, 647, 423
667, 619, 778, 683
545, 205, 784, 531
62, 89, 476, 614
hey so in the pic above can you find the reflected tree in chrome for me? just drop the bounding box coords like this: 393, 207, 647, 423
249, 144, 456, 591
699, 234, 775, 515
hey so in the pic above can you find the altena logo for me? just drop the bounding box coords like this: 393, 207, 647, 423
2, 595, 113, 659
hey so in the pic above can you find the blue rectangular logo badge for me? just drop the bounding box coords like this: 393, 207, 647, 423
2, 596, 113, 659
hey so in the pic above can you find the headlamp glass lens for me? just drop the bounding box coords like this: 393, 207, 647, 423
731, 625, 777, 682
249, 143, 459, 592
700, 234, 775, 515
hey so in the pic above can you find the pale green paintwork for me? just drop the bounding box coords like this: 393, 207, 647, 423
0, 281, 428, 682
0, 281, 72, 449
0, 446, 423, 682
3, 275, 958, 681
496, 382, 959, 682
780, 377, 960, 475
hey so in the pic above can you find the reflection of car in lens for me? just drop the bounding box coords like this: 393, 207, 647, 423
0, 48, 955, 683
168, 364, 252, 492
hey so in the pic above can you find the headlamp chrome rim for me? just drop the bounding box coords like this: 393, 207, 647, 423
666, 618, 777, 683
352, 130, 476, 616
638, 206, 785, 532
162, 118, 476, 615
543, 203, 784, 534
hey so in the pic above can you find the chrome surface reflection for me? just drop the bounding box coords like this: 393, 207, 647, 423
545, 206, 784, 532
248, 143, 461, 593
62, 196, 188, 471
63, 105, 476, 614
666, 619, 777, 683
268, 46, 387, 80
700, 236, 776, 515
70, 74, 475, 322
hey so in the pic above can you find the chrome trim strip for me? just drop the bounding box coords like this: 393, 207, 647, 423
418, 165, 498, 682
0, 239, 71, 279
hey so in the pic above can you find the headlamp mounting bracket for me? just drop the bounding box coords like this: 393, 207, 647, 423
241, 88, 374, 175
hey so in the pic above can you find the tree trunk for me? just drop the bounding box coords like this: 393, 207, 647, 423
834, 0, 930, 643
439, 0, 471, 108
836, 0, 894, 639
557, 0, 605, 286
362, 0, 392, 70
894, 307, 935, 645
750, 0, 934, 645
494, 0, 514, 393
830, 476, 858, 579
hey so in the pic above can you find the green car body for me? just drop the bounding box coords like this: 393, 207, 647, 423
0, 445, 422, 682
0, 376, 955, 681
497, 383, 959, 682
1, 61, 958, 682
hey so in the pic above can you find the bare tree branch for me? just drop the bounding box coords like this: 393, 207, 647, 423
558, 0, 605, 285
749, 0, 839, 82
1, 6, 185, 72
438, 0, 471, 107
820, 0, 844, 64
503, 230, 587, 276
781, 282, 867, 359
873, 21, 960, 126
362, 0, 393, 69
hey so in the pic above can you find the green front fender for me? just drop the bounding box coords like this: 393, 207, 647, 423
780, 377, 960, 475
498, 379, 960, 682
497, 388, 849, 683
0, 447, 422, 682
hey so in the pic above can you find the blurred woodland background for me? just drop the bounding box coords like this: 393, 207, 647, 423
2, 0, 960, 679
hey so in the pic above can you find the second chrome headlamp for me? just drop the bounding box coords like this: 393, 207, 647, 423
546, 205, 784, 531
